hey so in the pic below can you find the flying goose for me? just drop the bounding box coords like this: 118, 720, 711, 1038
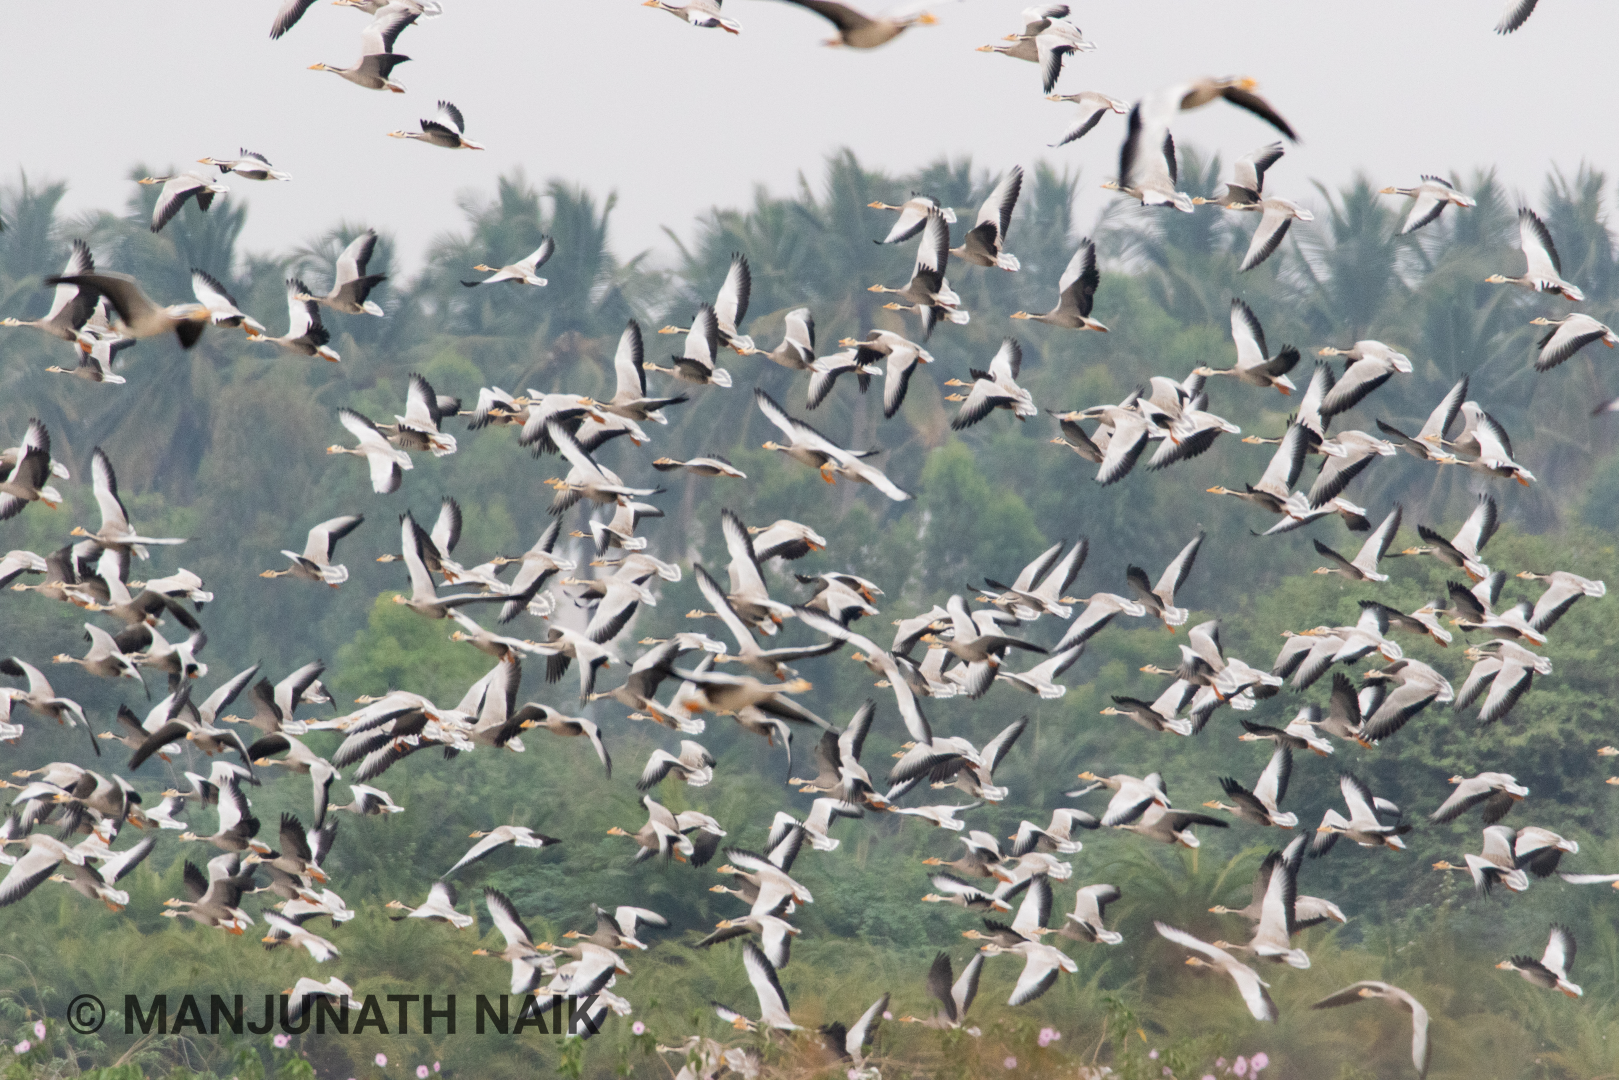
1155, 921, 1277, 1021
898, 951, 985, 1030
1376, 374, 1467, 463
1456, 641, 1550, 725
261, 515, 364, 586
755, 388, 911, 500
44, 271, 210, 349
1487, 208, 1584, 301
1194, 299, 1299, 394
1316, 340, 1412, 417
308, 4, 416, 91
328, 409, 411, 493
1045, 91, 1128, 148
1125, 531, 1203, 629
1205, 746, 1296, 828
643, 0, 742, 33
514, 704, 611, 775
1379, 176, 1476, 235
376, 373, 458, 456
769, 0, 941, 49
713, 941, 799, 1031
1312, 982, 1431, 1078
443, 824, 560, 879
869, 193, 955, 244
946, 337, 1036, 429
1312, 773, 1410, 855
299, 230, 387, 316
72, 448, 186, 559
660, 253, 753, 353
1515, 569, 1605, 632
1498, 925, 1581, 997
1011, 239, 1106, 328
463, 237, 553, 286
1531, 313, 1616, 370
386, 881, 473, 928
1216, 834, 1310, 968
391, 512, 507, 620
950, 165, 1022, 271
1312, 504, 1402, 582
138, 173, 229, 233
976, 938, 1077, 1006
389, 100, 485, 149
869, 210, 965, 339
197, 150, 291, 181
1396, 492, 1495, 580
1432, 825, 1528, 894
0, 421, 63, 520
647, 304, 732, 387
1106, 105, 1191, 212
2, 241, 98, 341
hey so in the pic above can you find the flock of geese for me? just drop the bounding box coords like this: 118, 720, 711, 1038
2, 2, 1614, 1079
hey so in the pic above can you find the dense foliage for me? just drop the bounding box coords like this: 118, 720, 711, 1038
2, 151, 1617, 1080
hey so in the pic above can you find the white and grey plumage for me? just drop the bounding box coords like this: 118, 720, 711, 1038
756, 388, 911, 500
769, 0, 943, 49
840, 329, 937, 418
74, 447, 187, 559
1487, 208, 1584, 301
1011, 238, 1106, 329
1312, 773, 1410, 854
389, 100, 485, 149
644, 0, 742, 33
462, 237, 552, 287
299, 230, 387, 316
1317, 341, 1413, 418
138, 173, 229, 234
257, 278, 340, 361
1435, 401, 1535, 486
661, 253, 753, 353
1380, 176, 1476, 235
1107, 104, 1192, 212
262, 515, 364, 587
1431, 773, 1528, 830
1495, 0, 1539, 33
1124, 531, 1203, 629
1376, 374, 1467, 463
1155, 921, 1277, 1022
1498, 925, 1581, 997
442, 824, 560, 879
1196, 142, 1286, 208
1206, 746, 1297, 829
869, 193, 956, 244
45, 271, 211, 350
308, 5, 416, 91
2, 241, 98, 341
1311, 982, 1431, 1078
1515, 569, 1605, 633
1456, 640, 1550, 726
1531, 313, 1616, 371
198, 150, 291, 181
1230, 197, 1313, 272
386, 881, 473, 928
1045, 91, 1127, 148
741, 306, 816, 370
1399, 491, 1495, 580
1313, 504, 1401, 583
1194, 299, 1298, 394
0, 420, 64, 520
947, 337, 1036, 429
870, 211, 966, 340
328, 409, 411, 493
950, 166, 1022, 271
647, 304, 732, 387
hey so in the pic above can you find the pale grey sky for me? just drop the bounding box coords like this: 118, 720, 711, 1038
4, 1, 1613, 272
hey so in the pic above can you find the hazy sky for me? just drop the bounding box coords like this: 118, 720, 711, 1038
5, 1, 1615, 272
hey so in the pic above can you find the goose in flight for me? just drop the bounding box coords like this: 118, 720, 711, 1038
643, 0, 742, 33
1124, 531, 1203, 630
1431, 773, 1528, 825
386, 881, 474, 929
0, 421, 64, 520
1311, 982, 1431, 1078
1205, 746, 1297, 828
1316, 341, 1412, 418
308, 4, 416, 91
596, 320, 689, 423
73, 448, 186, 559
950, 165, 1022, 271
1380, 176, 1476, 235
1045, 91, 1128, 148
258, 278, 340, 360
1312, 773, 1410, 855
1456, 640, 1550, 726
660, 253, 753, 353
1312, 504, 1402, 582
768, 0, 943, 49
755, 388, 911, 500
1487, 208, 1584, 301
1106, 106, 1192, 212
138, 173, 229, 233
1195, 141, 1286, 209
261, 515, 364, 587
377, 373, 458, 456
898, 951, 985, 1030
391, 512, 508, 620
869, 193, 955, 244
1432, 825, 1529, 894
328, 409, 411, 493
1376, 374, 1467, 463
1531, 313, 1616, 371
299, 229, 387, 316
1155, 921, 1277, 1021
714, 941, 800, 1031
442, 824, 561, 879
1010, 238, 1106, 329
1216, 834, 1310, 968
389, 100, 485, 149
197, 150, 291, 181
869, 210, 966, 339
544, 422, 662, 515
647, 304, 732, 387
44, 271, 211, 350
1434, 401, 1535, 486
2, 240, 98, 341
1498, 925, 1581, 997
1396, 491, 1494, 580
1515, 569, 1605, 633
463, 238, 552, 287
1194, 299, 1298, 394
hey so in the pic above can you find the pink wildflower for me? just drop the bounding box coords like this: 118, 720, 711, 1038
1251, 1053, 1269, 1072
375, 1053, 388, 1068
632, 1021, 646, 1036
1003, 1056, 1018, 1069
